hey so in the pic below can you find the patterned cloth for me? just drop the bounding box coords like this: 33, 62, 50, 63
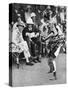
11, 23, 31, 59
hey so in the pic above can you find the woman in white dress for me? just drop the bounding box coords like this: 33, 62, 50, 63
12, 22, 33, 66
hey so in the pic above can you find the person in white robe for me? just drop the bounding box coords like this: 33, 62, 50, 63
12, 22, 33, 65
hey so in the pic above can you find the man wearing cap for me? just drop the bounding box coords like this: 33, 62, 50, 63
22, 20, 41, 63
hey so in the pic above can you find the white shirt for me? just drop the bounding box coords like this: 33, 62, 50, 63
25, 12, 32, 23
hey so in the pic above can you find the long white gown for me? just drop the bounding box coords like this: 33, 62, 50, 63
12, 23, 31, 63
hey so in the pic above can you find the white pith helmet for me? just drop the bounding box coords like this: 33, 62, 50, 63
31, 12, 36, 17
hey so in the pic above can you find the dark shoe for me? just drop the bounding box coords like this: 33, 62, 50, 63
37, 57, 41, 63
29, 56, 33, 62
33, 59, 37, 63
26, 62, 34, 66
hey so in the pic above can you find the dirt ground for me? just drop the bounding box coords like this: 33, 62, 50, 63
12, 53, 66, 87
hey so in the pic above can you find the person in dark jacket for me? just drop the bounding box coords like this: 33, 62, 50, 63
22, 23, 41, 63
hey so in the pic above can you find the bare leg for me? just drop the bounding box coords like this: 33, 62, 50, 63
48, 58, 54, 73
52, 60, 57, 80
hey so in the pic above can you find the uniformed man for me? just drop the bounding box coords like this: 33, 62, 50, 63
22, 20, 41, 63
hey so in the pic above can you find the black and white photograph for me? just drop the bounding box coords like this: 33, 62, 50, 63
9, 3, 66, 87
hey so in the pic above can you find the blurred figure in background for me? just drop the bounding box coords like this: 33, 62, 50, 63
31, 12, 38, 28
25, 5, 32, 23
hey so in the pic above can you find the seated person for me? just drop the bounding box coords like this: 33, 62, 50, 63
22, 22, 41, 62
12, 21, 33, 66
